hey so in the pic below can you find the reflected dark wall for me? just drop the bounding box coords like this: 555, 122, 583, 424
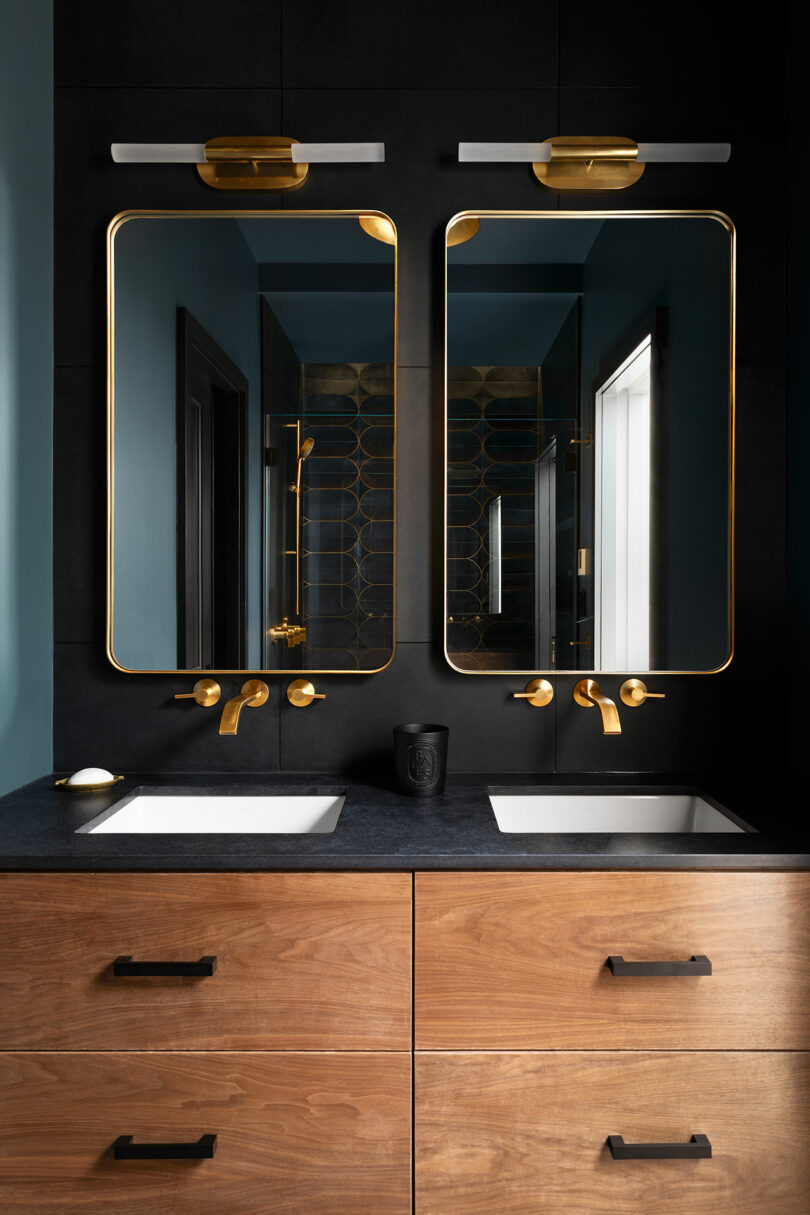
53, 2, 788, 806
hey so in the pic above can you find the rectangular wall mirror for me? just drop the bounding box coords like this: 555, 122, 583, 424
108, 210, 396, 674
444, 210, 734, 675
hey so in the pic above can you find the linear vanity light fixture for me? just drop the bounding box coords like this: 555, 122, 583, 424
458, 137, 731, 190
110, 137, 385, 191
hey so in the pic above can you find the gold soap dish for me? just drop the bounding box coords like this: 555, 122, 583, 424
54, 775, 124, 793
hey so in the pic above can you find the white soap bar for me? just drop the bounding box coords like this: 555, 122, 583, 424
67, 767, 115, 787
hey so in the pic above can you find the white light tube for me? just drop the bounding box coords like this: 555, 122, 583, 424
291, 142, 385, 163
111, 143, 206, 163
459, 142, 551, 162
636, 142, 730, 162
458, 141, 730, 163
111, 142, 384, 164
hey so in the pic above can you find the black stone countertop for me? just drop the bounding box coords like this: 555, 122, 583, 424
0, 771, 807, 870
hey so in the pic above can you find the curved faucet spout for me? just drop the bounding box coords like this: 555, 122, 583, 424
219, 680, 270, 735
573, 679, 622, 735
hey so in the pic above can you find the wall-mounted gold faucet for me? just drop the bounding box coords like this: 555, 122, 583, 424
219, 680, 270, 735
513, 679, 554, 708
573, 679, 622, 735
620, 678, 666, 708
174, 678, 221, 707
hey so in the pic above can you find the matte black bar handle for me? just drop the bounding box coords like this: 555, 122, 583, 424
608, 1134, 711, 1160
113, 1134, 217, 1160
113, 955, 217, 977
606, 955, 711, 977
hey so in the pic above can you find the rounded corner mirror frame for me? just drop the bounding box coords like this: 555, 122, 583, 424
443, 208, 735, 678
107, 208, 397, 677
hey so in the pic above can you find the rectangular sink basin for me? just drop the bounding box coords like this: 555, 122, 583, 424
489, 791, 750, 834
76, 792, 345, 834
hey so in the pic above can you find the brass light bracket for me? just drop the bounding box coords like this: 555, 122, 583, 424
513, 678, 554, 708
532, 137, 644, 191
196, 137, 308, 191
287, 679, 326, 709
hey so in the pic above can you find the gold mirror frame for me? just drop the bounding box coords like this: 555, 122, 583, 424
443, 209, 735, 677
107, 208, 397, 675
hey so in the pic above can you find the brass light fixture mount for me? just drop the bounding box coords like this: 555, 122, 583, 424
532, 137, 644, 192
196, 137, 308, 192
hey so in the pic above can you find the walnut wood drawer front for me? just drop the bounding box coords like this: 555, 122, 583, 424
415, 872, 810, 1049
0, 1050, 411, 1215
0, 873, 411, 1050
416, 1051, 810, 1215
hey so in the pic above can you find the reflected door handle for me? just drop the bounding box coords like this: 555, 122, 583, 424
607, 955, 711, 976
113, 955, 217, 977
608, 1134, 711, 1160
113, 1134, 217, 1160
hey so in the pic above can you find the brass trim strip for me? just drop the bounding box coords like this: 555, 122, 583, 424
107, 209, 397, 676
442, 209, 735, 677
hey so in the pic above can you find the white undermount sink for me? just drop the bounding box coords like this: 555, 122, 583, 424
76, 792, 345, 834
489, 792, 750, 834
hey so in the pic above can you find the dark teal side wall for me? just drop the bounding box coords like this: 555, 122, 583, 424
0, 0, 53, 794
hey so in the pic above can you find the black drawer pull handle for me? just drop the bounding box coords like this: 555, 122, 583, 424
608, 1134, 711, 1160
606, 955, 711, 977
113, 955, 217, 977
114, 1134, 216, 1160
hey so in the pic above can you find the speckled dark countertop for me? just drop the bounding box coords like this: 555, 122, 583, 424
0, 771, 806, 870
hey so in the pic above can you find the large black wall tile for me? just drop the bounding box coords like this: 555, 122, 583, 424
54, 644, 282, 773
559, 2, 784, 90
53, 367, 106, 644
395, 368, 434, 644
282, 0, 558, 90
55, 1, 282, 88
279, 643, 555, 774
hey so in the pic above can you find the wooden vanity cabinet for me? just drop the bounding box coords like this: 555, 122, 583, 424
414, 871, 810, 1215
0, 873, 413, 1215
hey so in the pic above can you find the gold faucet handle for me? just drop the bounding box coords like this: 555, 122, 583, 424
619, 678, 666, 708
287, 679, 326, 709
174, 678, 221, 707
513, 679, 554, 708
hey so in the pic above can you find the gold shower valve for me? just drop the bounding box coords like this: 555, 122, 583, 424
287, 679, 326, 709
619, 678, 667, 708
513, 678, 554, 708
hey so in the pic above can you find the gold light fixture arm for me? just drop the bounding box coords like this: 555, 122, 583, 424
533, 137, 644, 191
218, 680, 270, 735
287, 679, 326, 709
174, 678, 221, 707
513, 679, 554, 708
573, 679, 622, 735
197, 137, 308, 192
620, 678, 667, 708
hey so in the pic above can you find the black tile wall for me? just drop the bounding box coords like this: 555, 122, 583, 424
53, 1, 789, 787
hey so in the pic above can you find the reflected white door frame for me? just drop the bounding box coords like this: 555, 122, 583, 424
594, 336, 652, 670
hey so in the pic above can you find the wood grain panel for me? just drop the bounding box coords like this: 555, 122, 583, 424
416, 1051, 810, 1215
0, 873, 411, 1049
415, 872, 810, 1048
0, 1050, 411, 1214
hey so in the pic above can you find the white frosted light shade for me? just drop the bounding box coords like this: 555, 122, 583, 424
291, 142, 385, 163
458, 142, 551, 162
636, 142, 731, 163
111, 143, 206, 163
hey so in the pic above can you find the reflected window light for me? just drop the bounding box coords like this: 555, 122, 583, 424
594, 335, 652, 670
488, 496, 502, 615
